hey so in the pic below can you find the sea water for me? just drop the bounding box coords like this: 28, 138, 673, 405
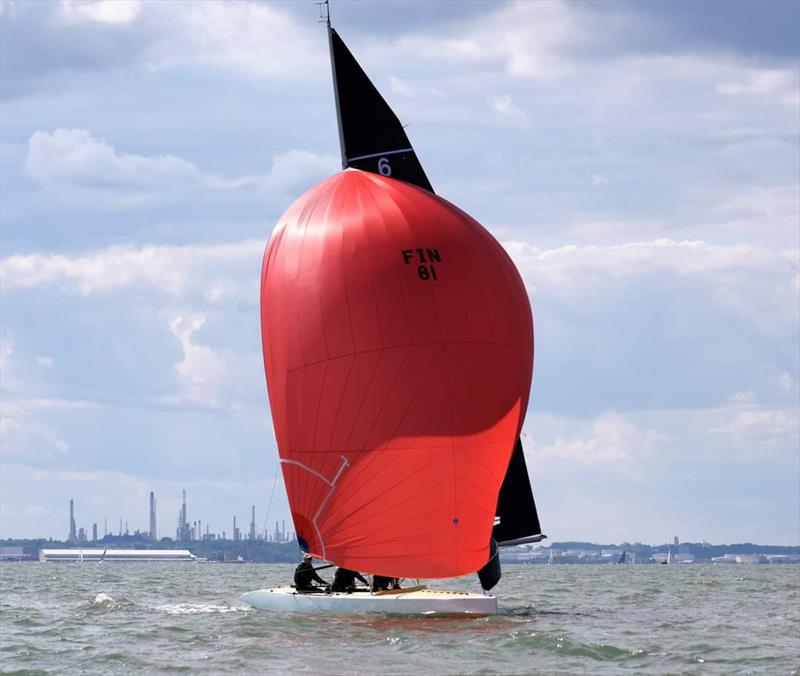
1, 562, 797, 674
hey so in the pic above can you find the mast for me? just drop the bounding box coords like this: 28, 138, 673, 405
323, 1, 346, 170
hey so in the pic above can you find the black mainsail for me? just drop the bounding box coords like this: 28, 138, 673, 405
328, 28, 433, 191
326, 21, 543, 590
493, 438, 545, 546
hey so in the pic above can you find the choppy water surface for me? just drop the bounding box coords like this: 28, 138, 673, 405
1, 563, 798, 675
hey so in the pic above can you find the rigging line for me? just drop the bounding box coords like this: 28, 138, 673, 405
281, 458, 335, 486
310, 454, 350, 560
262, 463, 280, 537
316, 0, 330, 27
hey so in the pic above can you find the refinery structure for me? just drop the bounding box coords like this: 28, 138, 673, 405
62, 491, 295, 546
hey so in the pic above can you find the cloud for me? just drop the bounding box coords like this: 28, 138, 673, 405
779, 372, 795, 394
25, 129, 204, 188
530, 412, 656, 465
716, 68, 799, 106
714, 394, 800, 447
0, 401, 70, 461
165, 314, 226, 407
22, 129, 338, 207
0, 334, 12, 383
145, 1, 324, 80
487, 94, 530, 128
62, 0, 142, 25
264, 150, 340, 197
1, 239, 262, 297
506, 239, 798, 331
1, 0, 324, 100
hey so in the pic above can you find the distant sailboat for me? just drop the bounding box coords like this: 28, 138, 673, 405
242, 6, 542, 615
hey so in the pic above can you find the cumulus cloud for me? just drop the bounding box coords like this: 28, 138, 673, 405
165, 314, 226, 407
487, 94, 530, 128
61, 0, 142, 25
531, 412, 656, 465
1, 239, 262, 298
716, 68, 799, 106
22, 129, 338, 206
506, 239, 798, 333
1, 0, 324, 99
25, 129, 204, 188
0, 402, 70, 461
713, 393, 800, 448
144, 1, 323, 80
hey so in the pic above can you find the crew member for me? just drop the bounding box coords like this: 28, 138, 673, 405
293, 554, 329, 592
331, 567, 368, 593
371, 575, 401, 592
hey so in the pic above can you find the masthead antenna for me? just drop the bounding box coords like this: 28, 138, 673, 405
316, 0, 331, 28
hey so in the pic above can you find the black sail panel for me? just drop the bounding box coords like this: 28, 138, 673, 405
493, 438, 545, 547
328, 27, 434, 192
477, 538, 501, 591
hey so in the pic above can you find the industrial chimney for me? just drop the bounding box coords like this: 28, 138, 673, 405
149, 491, 157, 541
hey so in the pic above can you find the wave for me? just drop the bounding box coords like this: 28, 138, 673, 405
153, 602, 248, 616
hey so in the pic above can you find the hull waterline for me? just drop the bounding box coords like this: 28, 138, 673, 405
241, 587, 497, 615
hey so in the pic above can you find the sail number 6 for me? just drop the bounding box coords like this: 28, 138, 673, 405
378, 157, 392, 176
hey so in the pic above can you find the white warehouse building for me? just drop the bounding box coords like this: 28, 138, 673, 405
39, 548, 200, 563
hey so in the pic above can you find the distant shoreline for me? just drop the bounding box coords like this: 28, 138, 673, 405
1, 537, 797, 564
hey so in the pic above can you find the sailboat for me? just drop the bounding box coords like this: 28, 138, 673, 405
241, 9, 543, 615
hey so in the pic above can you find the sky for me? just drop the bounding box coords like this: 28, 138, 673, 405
1, 0, 798, 546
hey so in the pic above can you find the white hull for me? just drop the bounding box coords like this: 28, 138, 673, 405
240, 586, 497, 615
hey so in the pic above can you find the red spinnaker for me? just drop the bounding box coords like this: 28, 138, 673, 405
260, 170, 533, 579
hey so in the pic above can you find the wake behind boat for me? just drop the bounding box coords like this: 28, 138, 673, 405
243, 3, 544, 615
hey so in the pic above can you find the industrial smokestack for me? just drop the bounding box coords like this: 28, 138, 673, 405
149, 491, 157, 541
68, 499, 77, 543
177, 489, 189, 541
249, 505, 256, 541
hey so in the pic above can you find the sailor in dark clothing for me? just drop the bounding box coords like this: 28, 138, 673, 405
293, 554, 329, 592
371, 575, 401, 592
331, 567, 368, 593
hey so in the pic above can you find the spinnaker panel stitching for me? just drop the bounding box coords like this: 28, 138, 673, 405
308, 358, 332, 514
356, 175, 391, 343
325, 354, 356, 453
358, 345, 413, 451
339, 346, 391, 452
280, 340, 528, 376
317, 348, 444, 512
327, 395, 453, 521
378, 346, 446, 450
311, 454, 350, 559
320, 449, 445, 539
